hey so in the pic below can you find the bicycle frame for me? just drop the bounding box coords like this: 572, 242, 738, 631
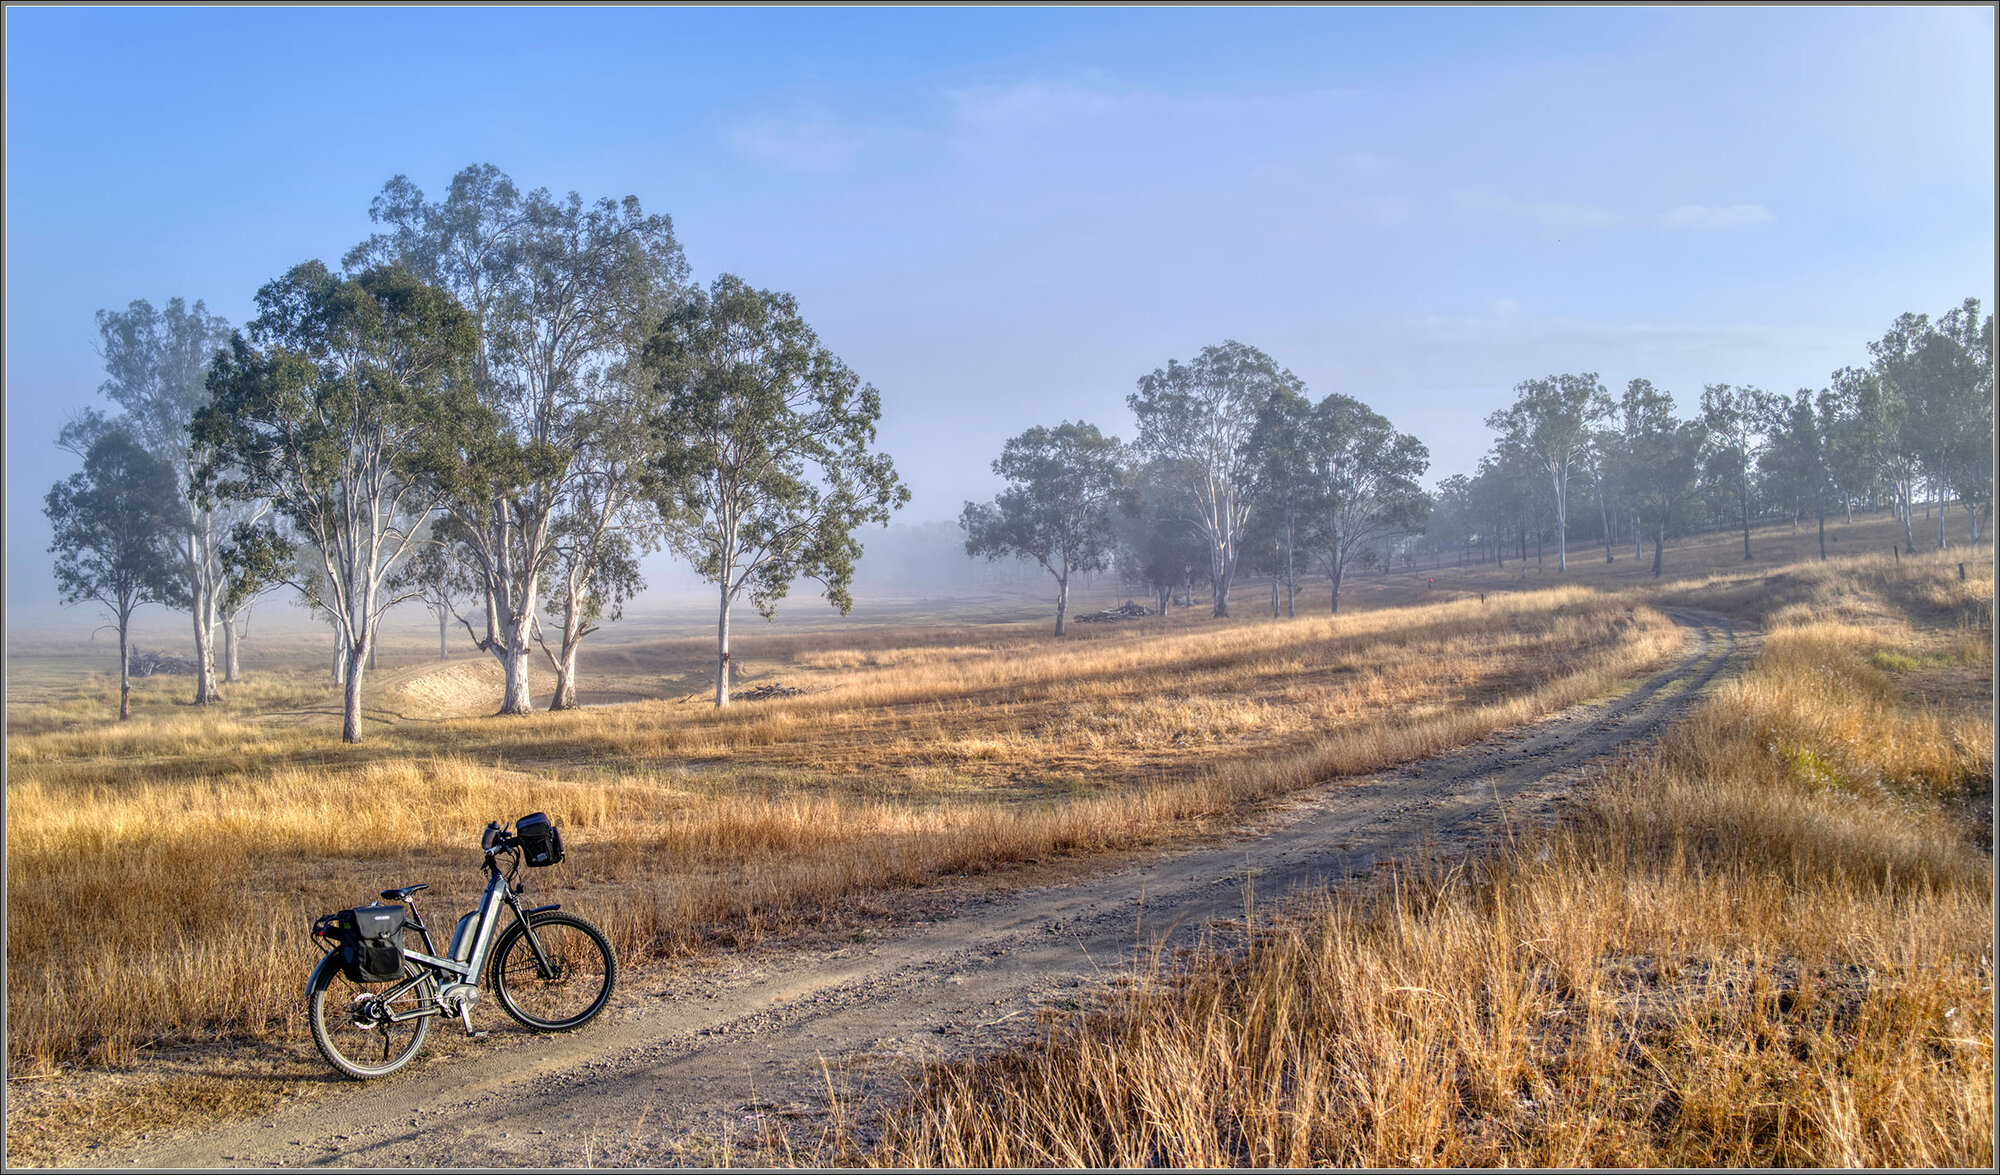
310, 846, 561, 1031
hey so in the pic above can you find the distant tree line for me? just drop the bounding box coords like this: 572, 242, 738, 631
46, 164, 906, 738
967, 302, 1990, 635
1428, 300, 1991, 578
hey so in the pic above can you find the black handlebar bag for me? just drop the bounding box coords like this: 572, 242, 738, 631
515, 812, 565, 868
334, 904, 408, 983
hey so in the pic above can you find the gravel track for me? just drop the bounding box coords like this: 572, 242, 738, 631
106, 608, 1751, 1169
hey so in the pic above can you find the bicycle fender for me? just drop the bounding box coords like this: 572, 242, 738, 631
525, 903, 562, 916
304, 950, 341, 1005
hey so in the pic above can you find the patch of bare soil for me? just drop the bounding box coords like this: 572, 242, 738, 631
377, 659, 526, 719
20, 611, 1751, 1170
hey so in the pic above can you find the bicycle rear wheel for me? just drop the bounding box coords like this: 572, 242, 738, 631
307, 953, 433, 1079
488, 911, 616, 1031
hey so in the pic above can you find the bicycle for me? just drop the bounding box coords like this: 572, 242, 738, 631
305, 812, 617, 1080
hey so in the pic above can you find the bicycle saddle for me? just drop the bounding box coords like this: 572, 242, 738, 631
379, 884, 429, 900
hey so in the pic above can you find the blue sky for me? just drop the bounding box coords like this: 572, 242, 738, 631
6, 6, 1993, 615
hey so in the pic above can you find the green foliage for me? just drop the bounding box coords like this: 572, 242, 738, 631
44, 424, 189, 718
44, 425, 189, 616
1128, 341, 1304, 615
1242, 387, 1316, 589
93, 296, 232, 466
217, 517, 294, 615
196, 261, 481, 536
1868, 298, 1993, 540
1302, 393, 1430, 608
349, 165, 686, 707
1485, 373, 1614, 569
1115, 458, 1212, 610
645, 273, 909, 621
962, 421, 1129, 632
194, 260, 481, 739
1618, 379, 1707, 574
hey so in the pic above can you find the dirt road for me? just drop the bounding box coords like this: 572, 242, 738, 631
103, 608, 1750, 1168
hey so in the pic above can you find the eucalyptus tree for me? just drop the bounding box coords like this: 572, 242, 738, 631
214, 513, 294, 681
45, 422, 189, 720
644, 274, 908, 707
1128, 341, 1300, 617
1844, 361, 1918, 548
1577, 427, 1620, 563
1869, 299, 1993, 545
1698, 383, 1775, 561
1757, 388, 1838, 561
195, 261, 481, 742
1425, 473, 1477, 567
92, 296, 257, 704
1468, 452, 1518, 566
1245, 386, 1315, 617
386, 520, 478, 661
350, 164, 687, 713
1619, 380, 1708, 576
295, 558, 353, 684
1921, 298, 1989, 544
961, 421, 1129, 635
1484, 373, 1613, 572
1115, 458, 1211, 614
1304, 393, 1430, 613
538, 464, 660, 709
1823, 366, 1890, 526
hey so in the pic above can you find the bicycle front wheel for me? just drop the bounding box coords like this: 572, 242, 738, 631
488, 911, 616, 1031
306, 952, 433, 1080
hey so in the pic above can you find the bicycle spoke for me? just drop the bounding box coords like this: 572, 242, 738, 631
309, 961, 430, 1079
492, 914, 615, 1030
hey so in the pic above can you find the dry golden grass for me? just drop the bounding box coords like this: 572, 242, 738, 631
5, 588, 1677, 1078
870, 552, 1994, 1168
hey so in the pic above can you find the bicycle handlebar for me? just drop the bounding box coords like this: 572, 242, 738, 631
480, 821, 525, 876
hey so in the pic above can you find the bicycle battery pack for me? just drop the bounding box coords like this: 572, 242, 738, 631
515, 811, 565, 868
335, 903, 408, 983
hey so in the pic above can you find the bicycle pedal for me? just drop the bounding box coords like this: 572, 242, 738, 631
464, 1029, 490, 1040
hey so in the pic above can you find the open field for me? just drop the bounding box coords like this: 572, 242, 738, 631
871, 549, 1994, 1168
72, 607, 1751, 1167
3, 515, 1989, 1165
5, 585, 1675, 1087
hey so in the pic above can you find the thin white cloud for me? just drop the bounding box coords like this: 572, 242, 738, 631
727, 114, 868, 174
1663, 203, 1774, 228
939, 77, 1359, 159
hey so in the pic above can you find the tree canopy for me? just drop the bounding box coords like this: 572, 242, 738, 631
45, 423, 188, 720
962, 421, 1129, 635
1485, 373, 1613, 572
195, 261, 481, 741
349, 164, 688, 713
644, 274, 908, 705
1128, 340, 1302, 617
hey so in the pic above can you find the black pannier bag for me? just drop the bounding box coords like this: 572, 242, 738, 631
515, 811, 564, 868
334, 904, 408, 983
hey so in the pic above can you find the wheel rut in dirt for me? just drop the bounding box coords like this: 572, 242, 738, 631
106, 609, 1752, 1169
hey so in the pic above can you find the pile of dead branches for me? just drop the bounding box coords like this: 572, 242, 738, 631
1074, 601, 1154, 623
736, 682, 807, 701
128, 648, 201, 677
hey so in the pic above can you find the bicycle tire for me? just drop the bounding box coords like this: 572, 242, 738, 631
306, 951, 433, 1080
487, 910, 617, 1031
